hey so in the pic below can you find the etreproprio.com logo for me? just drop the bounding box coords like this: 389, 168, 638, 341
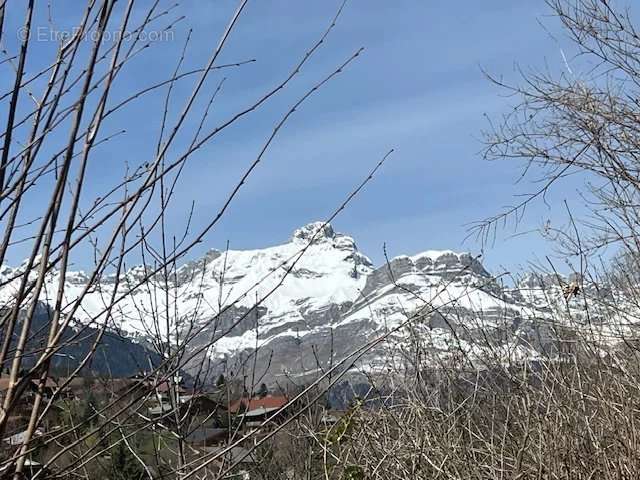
16, 25, 174, 43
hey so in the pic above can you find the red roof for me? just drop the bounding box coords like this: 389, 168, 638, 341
155, 381, 187, 394
229, 395, 288, 414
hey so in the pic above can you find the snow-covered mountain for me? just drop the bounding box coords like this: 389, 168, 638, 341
0, 222, 631, 383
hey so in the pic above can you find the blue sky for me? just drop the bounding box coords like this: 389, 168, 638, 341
1, 1, 590, 274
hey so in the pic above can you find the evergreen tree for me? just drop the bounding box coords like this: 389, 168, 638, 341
258, 382, 268, 398
111, 441, 144, 480
81, 390, 97, 427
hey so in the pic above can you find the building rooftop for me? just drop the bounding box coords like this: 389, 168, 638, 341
228, 395, 288, 414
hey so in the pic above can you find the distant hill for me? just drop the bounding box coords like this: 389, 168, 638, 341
2, 303, 160, 378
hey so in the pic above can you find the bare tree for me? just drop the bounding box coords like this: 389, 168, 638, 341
9, 1, 640, 479
0, 1, 397, 478
275, 1, 640, 479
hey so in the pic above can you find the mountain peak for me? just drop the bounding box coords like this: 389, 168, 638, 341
291, 221, 335, 243
410, 249, 464, 263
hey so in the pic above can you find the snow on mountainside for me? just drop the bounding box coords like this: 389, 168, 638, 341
0, 223, 372, 348
2, 222, 631, 382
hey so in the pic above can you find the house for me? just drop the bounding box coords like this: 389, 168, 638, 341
188, 446, 256, 479
155, 380, 187, 397
185, 427, 229, 447
55, 376, 89, 394
202, 446, 257, 465
124, 376, 188, 404
0, 459, 50, 480
22, 459, 50, 480
0, 375, 39, 417
228, 395, 289, 415
107, 376, 166, 399
147, 402, 175, 418
148, 393, 226, 422
229, 395, 289, 428
3, 427, 45, 446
